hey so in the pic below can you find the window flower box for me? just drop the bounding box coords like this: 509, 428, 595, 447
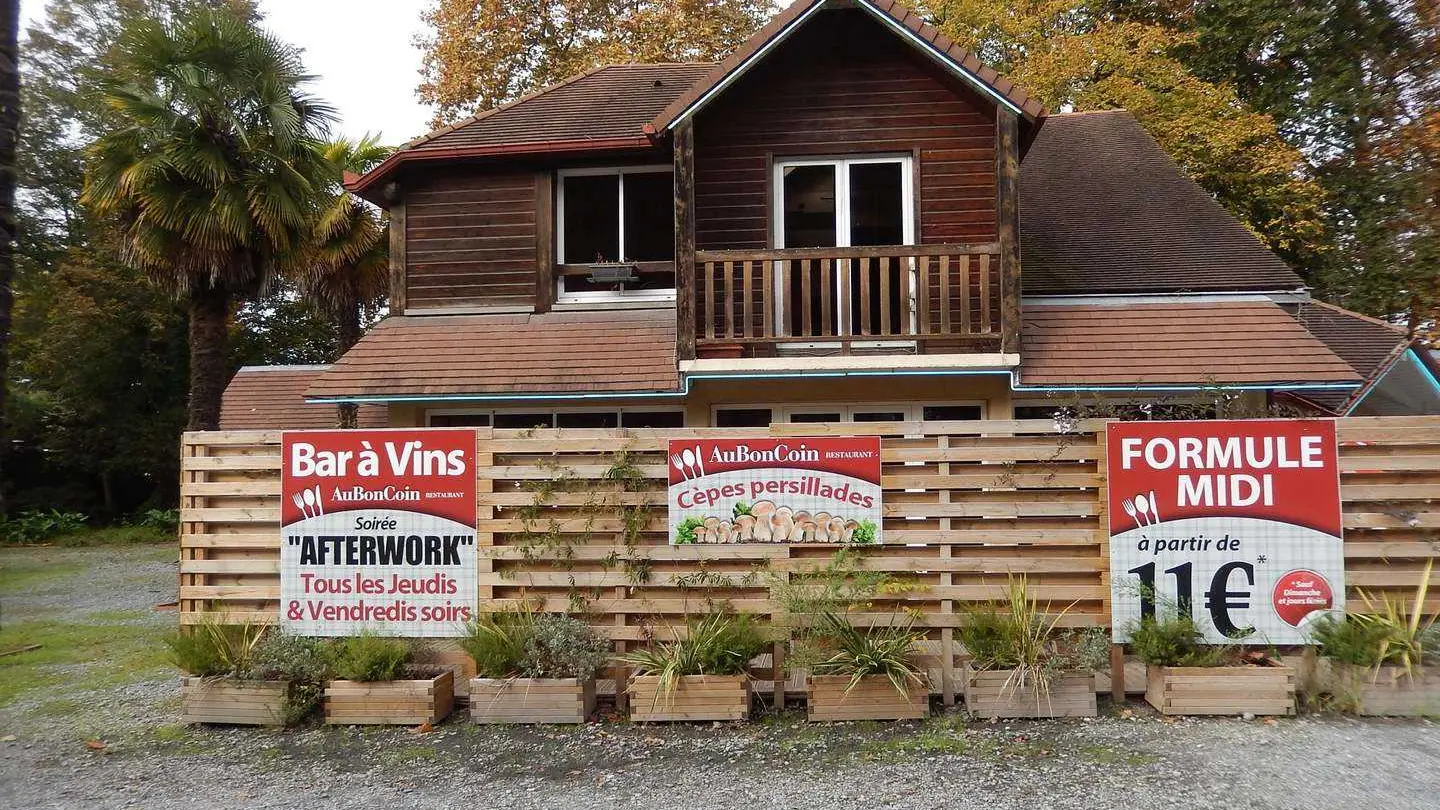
807, 674, 927, 721
469, 677, 596, 724
1145, 664, 1296, 716
964, 666, 1097, 719
628, 675, 750, 722
324, 667, 455, 726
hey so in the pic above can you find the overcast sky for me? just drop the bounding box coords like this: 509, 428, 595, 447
20, 0, 438, 145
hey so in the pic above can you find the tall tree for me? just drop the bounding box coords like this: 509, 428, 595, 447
417, 0, 775, 123
0, 0, 19, 516
922, 0, 1331, 273
297, 135, 390, 427
82, 5, 335, 430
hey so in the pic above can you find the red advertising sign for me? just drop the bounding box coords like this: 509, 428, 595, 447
667, 437, 883, 544
1106, 419, 1344, 645
280, 429, 477, 636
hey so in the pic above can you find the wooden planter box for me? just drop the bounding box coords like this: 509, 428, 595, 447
1314, 662, 1440, 716
181, 677, 290, 725
807, 675, 927, 721
469, 677, 596, 724
325, 669, 454, 726
964, 666, 1097, 719
628, 675, 749, 722
1145, 664, 1296, 716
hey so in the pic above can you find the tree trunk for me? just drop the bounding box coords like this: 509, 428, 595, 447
187, 285, 230, 431
0, 0, 19, 516
335, 298, 361, 429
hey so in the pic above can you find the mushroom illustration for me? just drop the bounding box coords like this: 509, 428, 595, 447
751, 500, 776, 523
703, 516, 720, 536
813, 513, 833, 542
692, 526, 711, 544
841, 519, 859, 544
795, 520, 817, 543
717, 520, 734, 544
827, 516, 846, 543
753, 517, 774, 543
769, 508, 794, 543
734, 514, 758, 542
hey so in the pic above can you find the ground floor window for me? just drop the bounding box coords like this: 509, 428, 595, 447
712, 402, 984, 427
426, 408, 683, 428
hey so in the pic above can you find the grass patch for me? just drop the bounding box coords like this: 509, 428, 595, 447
0, 610, 170, 706
0, 556, 89, 592
50, 527, 174, 547
858, 716, 971, 761
383, 744, 439, 764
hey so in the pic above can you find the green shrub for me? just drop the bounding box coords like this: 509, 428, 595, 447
810, 611, 924, 696
165, 621, 266, 677
619, 610, 769, 695
524, 614, 611, 679
250, 632, 332, 724
958, 577, 1110, 702
0, 510, 89, 545
131, 508, 180, 533
1127, 615, 1224, 667
1309, 614, 1393, 667
331, 635, 411, 682
460, 611, 535, 678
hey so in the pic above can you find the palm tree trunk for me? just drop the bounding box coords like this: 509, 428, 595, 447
0, 0, 19, 517
187, 285, 230, 431
335, 298, 362, 429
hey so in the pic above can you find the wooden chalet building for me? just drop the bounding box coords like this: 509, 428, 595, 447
221, 0, 1439, 430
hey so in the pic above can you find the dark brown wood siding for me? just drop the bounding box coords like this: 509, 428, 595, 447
693, 8, 998, 251
404, 167, 539, 310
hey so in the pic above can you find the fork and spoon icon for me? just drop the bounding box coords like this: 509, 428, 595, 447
670, 446, 707, 480
291, 485, 325, 520
1122, 490, 1161, 527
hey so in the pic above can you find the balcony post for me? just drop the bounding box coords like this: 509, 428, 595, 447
674, 118, 697, 361
386, 190, 406, 316
996, 110, 1021, 354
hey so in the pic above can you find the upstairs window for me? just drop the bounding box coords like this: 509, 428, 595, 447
558, 167, 675, 302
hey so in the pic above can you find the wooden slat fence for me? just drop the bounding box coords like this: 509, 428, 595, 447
178, 416, 1440, 697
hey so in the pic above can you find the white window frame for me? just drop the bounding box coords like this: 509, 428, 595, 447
556, 165, 676, 304
771, 155, 917, 337
711, 400, 987, 427
425, 406, 685, 428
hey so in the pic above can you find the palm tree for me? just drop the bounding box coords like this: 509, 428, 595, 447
299, 135, 390, 428
82, 7, 334, 431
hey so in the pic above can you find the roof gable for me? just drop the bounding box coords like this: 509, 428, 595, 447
648, 0, 1044, 133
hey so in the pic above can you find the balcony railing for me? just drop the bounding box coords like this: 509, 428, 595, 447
694, 243, 1005, 356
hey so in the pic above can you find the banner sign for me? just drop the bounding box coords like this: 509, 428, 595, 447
1107, 419, 1344, 644
667, 437, 883, 545
280, 429, 477, 636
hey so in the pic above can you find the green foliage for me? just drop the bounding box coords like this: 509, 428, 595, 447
460, 611, 535, 678
851, 520, 878, 545
1126, 615, 1224, 668
1351, 559, 1438, 677
674, 515, 705, 545
771, 548, 911, 667
129, 508, 178, 532
811, 612, 925, 697
330, 635, 412, 682
249, 632, 332, 724
1308, 614, 1393, 668
0, 510, 89, 544
958, 577, 1108, 702
165, 621, 267, 678
524, 614, 612, 679
619, 611, 770, 695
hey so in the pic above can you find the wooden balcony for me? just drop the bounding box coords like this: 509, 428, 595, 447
692, 243, 1012, 358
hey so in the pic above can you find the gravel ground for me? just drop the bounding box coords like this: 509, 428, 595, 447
2, 545, 1438, 810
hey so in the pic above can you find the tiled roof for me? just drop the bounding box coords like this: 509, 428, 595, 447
1288, 301, 1410, 411
306, 310, 680, 400
1016, 301, 1361, 388
648, 0, 1045, 132
1019, 111, 1306, 295
410, 64, 713, 153
220, 366, 388, 429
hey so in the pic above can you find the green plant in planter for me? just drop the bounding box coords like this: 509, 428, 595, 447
810, 611, 925, 697
1126, 615, 1226, 668
165, 620, 267, 677
249, 631, 331, 724
958, 577, 1111, 700
1351, 558, 1437, 678
330, 634, 412, 681
619, 610, 769, 695
461, 611, 611, 679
